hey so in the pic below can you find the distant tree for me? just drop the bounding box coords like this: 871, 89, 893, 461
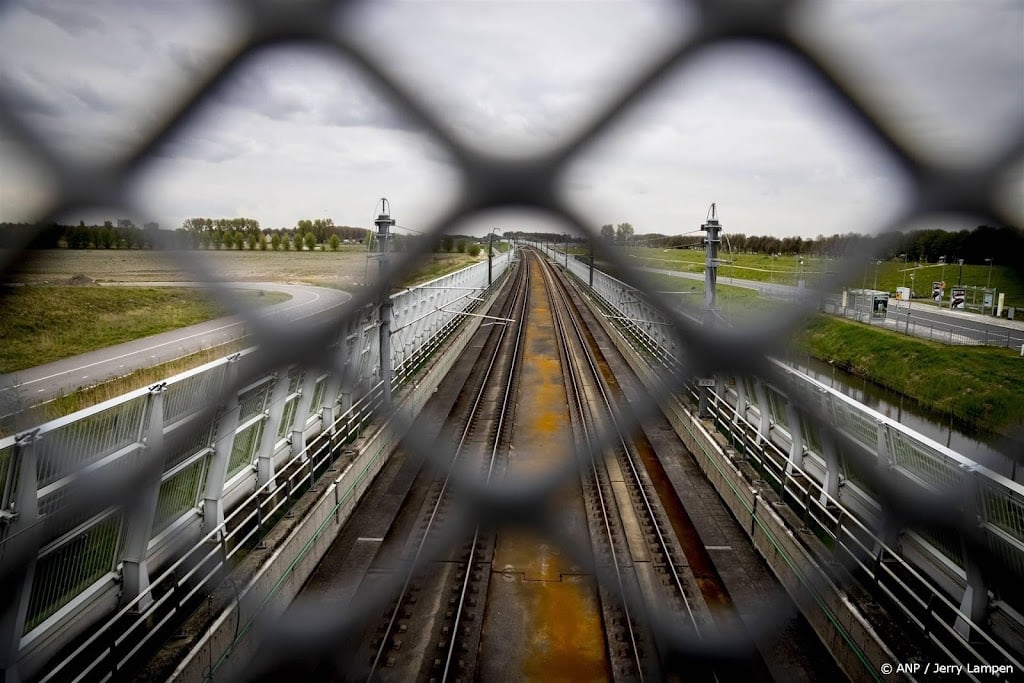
600, 224, 615, 243
233, 231, 245, 250
441, 236, 453, 252
304, 232, 316, 251
282, 234, 291, 251
98, 227, 114, 248
456, 241, 466, 253
467, 243, 481, 257
616, 222, 634, 244
271, 233, 281, 251
247, 232, 258, 250
329, 234, 340, 251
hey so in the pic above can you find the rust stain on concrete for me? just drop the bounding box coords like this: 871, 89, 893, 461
480, 255, 609, 680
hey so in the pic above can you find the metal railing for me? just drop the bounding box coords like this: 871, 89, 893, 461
542, 243, 1024, 674
0, 251, 512, 678
0, 0, 1020, 679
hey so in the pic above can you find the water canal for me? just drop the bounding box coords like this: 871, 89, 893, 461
791, 355, 1019, 483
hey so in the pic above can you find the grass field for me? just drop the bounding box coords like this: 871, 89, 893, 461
795, 316, 1024, 434
1, 248, 480, 374
621, 247, 1024, 308
585, 253, 1023, 435
0, 248, 488, 426
9, 248, 481, 291
0, 285, 289, 373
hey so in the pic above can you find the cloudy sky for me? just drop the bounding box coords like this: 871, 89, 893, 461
0, 0, 1021, 239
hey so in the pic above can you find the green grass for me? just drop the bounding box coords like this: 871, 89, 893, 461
794, 316, 1024, 434
396, 253, 480, 289
0, 286, 288, 373
621, 247, 1024, 308
0, 341, 247, 437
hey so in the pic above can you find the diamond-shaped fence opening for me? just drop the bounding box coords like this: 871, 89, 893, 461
0, 1, 1022, 681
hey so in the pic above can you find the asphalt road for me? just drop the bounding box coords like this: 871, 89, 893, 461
0, 282, 351, 412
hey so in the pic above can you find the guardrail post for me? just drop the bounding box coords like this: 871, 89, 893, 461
784, 400, 805, 474
202, 357, 241, 532
733, 376, 747, 426
955, 469, 988, 640
0, 431, 40, 682
290, 372, 320, 461
120, 383, 167, 612
256, 372, 292, 492
818, 427, 842, 504
753, 380, 772, 443
872, 421, 900, 558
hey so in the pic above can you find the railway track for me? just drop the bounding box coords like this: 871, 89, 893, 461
539, 251, 716, 681
286, 247, 833, 681
359, 252, 530, 681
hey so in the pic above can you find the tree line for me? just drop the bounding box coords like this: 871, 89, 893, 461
4, 219, 1018, 270
503, 224, 1020, 270
0, 218, 370, 251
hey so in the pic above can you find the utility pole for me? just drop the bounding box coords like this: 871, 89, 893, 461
957, 258, 964, 286
698, 203, 723, 418
487, 230, 494, 286
701, 203, 722, 325
985, 257, 993, 289
589, 237, 594, 287
375, 199, 395, 409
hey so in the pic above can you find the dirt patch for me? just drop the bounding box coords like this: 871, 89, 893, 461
65, 274, 96, 286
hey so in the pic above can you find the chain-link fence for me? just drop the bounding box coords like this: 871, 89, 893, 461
1, 0, 1022, 680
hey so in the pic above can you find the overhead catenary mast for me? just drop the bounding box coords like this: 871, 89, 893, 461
374, 198, 395, 409
700, 202, 723, 327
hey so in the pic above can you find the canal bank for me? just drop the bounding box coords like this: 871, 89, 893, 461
790, 354, 1020, 482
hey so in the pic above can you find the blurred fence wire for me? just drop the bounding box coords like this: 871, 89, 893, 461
0, 0, 1022, 680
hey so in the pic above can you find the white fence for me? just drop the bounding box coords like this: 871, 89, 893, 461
0, 248, 513, 678
537, 243, 1024, 667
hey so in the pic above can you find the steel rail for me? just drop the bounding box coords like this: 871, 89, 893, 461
367, 257, 528, 679
440, 260, 528, 681
535, 249, 647, 680
540, 252, 712, 672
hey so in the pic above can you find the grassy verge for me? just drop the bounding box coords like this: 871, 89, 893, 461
1, 254, 484, 431
397, 253, 480, 288
622, 247, 1024, 307
1, 340, 246, 436
0, 286, 288, 373
794, 316, 1024, 434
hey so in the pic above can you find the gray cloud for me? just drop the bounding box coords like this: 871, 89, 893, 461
21, 1, 107, 37
0, 1, 1020, 235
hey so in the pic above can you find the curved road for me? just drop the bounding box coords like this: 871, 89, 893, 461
0, 282, 351, 413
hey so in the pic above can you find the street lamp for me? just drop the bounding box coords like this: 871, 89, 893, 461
985, 257, 993, 289
873, 260, 881, 290
900, 253, 907, 288
906, 273, 915, 333
957, 258, 964, 286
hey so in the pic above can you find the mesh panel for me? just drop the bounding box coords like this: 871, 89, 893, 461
0, 0, 1020, 679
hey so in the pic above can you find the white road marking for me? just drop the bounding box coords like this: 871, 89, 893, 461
1, 284, 350, 394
